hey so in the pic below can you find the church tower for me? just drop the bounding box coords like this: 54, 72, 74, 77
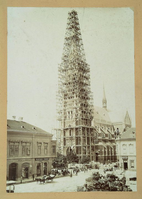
57, 10, 97, 162
102, 85, 107, 109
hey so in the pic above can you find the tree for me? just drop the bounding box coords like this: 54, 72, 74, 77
66, 150, 79, 163
52, 149, 79, 168
80, 156, 90, 164
52, 153, 67, 168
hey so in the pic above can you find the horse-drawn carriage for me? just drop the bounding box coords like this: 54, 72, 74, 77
35, 174, 55, 184
35, 168, 70, 184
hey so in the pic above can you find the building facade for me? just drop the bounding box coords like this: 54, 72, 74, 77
93, 106, 117, 163
92, 84, 134, 164
92, 88, 117, 163
7, 119, 56, 181
55, 10, 133, 165
92, 87, 132, 164
56, 10, 97, 162
116, 127, 136, 171
110, 110, 132, 134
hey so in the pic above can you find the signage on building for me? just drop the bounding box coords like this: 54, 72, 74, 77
35, 158, 49, 161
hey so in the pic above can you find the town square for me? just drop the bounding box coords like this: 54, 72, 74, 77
7, 8, 136, 193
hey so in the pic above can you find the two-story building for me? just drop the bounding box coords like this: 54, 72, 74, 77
7, 119, 56, 181
116, 127, 136, 171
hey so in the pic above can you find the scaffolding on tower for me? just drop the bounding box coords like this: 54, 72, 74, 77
56, 10, 97, 161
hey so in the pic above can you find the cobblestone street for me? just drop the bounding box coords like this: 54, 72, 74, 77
14, 169, 94, 193
13, 169, 137, 193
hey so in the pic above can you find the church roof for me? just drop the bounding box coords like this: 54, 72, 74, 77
93, 106, 112, 124
93, 106, 132, 128
108, 110, 126, 123
108, 110, 132, 127
7, 120, 52, 136
120, 127, 136, 139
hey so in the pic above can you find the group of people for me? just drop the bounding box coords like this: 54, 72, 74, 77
72, 165, 89, 176
20, 165, 90, 183
96, 163, 119, 173
73, 167, 80, 175
20, 173, 35, 183
51, 168, 70, 176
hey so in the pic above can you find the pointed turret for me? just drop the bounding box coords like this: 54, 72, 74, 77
102, 85, 107, 109
61, 10, 86, 64
57, 10, 94, 124
124, 110, 131, 128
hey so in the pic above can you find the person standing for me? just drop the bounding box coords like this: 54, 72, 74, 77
84, 167, 85, 173
70, 170, 72, 177
32, 174, 35, 181
84, 184, 88, 192
21, 175, 23, 183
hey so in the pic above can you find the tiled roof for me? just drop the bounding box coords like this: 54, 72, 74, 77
93, 106, 112, 124
120, 127, 136, 139
108, 110, 125, 123
7, 120, 52, 136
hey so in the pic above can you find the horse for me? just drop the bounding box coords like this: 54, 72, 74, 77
39, 178, 46, 184
35, 177, 42, 183
62, 169, 70, 176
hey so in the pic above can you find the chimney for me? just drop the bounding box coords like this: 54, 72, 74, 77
18, 117, 23, 121
12, 116, 16, 120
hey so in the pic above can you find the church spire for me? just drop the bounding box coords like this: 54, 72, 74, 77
102, 85, 107, 109
61, 10, 86, 65
124, 110, 131, 128
57, 10, 95, 160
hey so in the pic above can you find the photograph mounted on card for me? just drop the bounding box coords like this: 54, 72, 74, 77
7, 7, 136, 193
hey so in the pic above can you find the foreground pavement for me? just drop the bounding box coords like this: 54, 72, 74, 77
14, 169, 94, 193
13, 168, 137, 193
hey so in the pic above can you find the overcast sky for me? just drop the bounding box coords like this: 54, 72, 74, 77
7, 7, 135, 133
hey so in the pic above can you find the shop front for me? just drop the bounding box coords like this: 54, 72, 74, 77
43, 162, 47, 175
21, 162, 30, 179
122, 156, 128, 170
36, 163, 41, 176
35, 158, 49, 176
9, 163, 18, 181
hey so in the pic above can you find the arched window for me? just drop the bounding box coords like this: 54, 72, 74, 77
122, 144, 127, 154
129, 144, 134, 154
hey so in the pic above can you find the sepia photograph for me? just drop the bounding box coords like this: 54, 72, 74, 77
7, 7, 136, 193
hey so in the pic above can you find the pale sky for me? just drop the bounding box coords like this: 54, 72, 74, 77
7, 7, 135, 133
